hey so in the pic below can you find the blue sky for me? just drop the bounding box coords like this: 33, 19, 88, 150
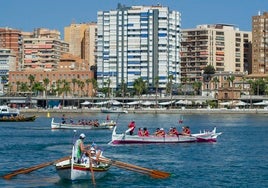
0, 0, 267, 37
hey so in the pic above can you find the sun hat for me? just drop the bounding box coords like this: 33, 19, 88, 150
80, 133, 86, 139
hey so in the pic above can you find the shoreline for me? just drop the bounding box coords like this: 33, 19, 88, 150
20, 108, 268, 115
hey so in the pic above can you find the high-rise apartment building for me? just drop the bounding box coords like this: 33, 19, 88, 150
252, 11, 268, 75
64, 23, 97, 68
0, 49, 16, 80
22, 28, 69, 71
97, 4, 181, 91
0, 28, 23, 70
181, 24, 252, 84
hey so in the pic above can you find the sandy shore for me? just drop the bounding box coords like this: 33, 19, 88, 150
20, 108, 268, 115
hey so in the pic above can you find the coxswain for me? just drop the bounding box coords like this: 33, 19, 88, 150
128, 120, 136, 135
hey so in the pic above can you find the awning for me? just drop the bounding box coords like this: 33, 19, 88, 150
158, 100, 175, 106
81, 101, 92, 105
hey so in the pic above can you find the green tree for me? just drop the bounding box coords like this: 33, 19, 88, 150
193, 81, 202, 95
154, 76, 159, 108
28, 74, 35, 94
20, 82, 29, 92
77, 80, 85, 97
90, 78, 98, 97
71, 78, 77, 96
133, 77, 146, 100
32, 82, 45, 96
43, 78, 50, 108
85, 78, 91, 97
166, 75, 173, 96
203, 65, 215, 74
58, 79, 71, 107
16, 81, 21, 93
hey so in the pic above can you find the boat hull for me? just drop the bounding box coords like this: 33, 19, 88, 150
101, 107, 128, 114
55, 159, 110, 181
51, 118, 116, 130
110, 127, 222, 145
0, 116, 36, 122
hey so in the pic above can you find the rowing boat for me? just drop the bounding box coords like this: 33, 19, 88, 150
109, 126, 222, 145
55, 144, 110, 181
0, 115, 36, 122
51, 118, 116, 130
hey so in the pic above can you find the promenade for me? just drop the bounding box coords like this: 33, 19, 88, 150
20, 107, 268, 115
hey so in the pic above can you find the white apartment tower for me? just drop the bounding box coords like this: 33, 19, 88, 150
97, 4, 181, 91
181, 24, 252, 84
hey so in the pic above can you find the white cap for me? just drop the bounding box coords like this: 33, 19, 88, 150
80, 133, 86, 139
160, 128, 164, 131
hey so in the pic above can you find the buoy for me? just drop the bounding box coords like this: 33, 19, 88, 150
47, 112, 50, 118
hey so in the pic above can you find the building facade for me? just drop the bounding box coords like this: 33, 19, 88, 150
64, 23, 97, 69
8, 53, 94, 97
252, 11, 268, 75
181, 24, 252, 84
22, 28, 69, 71
0, 28, 23, 70
97, 4, 181, 91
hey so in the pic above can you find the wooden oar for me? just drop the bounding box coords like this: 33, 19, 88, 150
2, 156, 70, 180
99, 157, 170, 179
89, 153, 96, 185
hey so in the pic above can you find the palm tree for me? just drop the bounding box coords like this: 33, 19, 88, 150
154, 76, 159, 108
71, 78, 77, 96
90, 78, 98, 97
16, 81, 21, 93
61, 79, 71, 107
166, 75, 174, 108
20, 82, 29, 92
32, 82, 44, 97
77, 80, 85, 97
133, 77, 146, 104
104, 78, 111, 98
56, 79, 62, 97
28, 74, 35, 95
85, 78, 91, 97
43, 78, 50, 108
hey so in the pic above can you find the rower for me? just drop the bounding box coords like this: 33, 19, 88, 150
182, 126, 191, 135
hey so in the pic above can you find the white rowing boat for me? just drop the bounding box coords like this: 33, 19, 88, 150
51, 118, 116, 130
55, 146, 110, 180
109, 126, 222, 144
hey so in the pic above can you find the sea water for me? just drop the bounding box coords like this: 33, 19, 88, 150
0, 113, 267, 188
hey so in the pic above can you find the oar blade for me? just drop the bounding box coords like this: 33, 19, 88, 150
99, 157, 171, 179
151, 170, 171, 179
2, 156, 70, 180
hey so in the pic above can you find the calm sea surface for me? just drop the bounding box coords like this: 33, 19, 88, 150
0, 113, 267, 188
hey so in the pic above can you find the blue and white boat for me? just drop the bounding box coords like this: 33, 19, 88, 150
0, 105, 20, 118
